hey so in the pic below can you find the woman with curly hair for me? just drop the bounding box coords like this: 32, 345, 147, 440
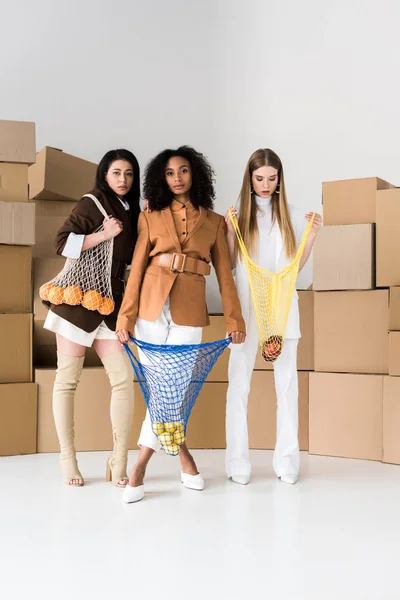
116, 145, 246, 503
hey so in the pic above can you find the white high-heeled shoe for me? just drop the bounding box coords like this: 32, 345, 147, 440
231, 474, 250, 485
181, 471, 204, 491
122, 484, 144, 503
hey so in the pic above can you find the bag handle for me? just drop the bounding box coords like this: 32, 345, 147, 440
82, 193, 110, 221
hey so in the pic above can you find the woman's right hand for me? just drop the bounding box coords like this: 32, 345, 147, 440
225, 206, 237, 235
103, 216, 123, 240
116, 329, 131, 344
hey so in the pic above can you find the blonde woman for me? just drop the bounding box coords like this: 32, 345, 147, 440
225, 148, 322, 485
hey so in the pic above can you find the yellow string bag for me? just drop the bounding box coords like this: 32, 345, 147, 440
229, 210, 315, 362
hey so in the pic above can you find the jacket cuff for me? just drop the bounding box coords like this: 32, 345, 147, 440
116, 316, 136, 335
226, 318, 246, 335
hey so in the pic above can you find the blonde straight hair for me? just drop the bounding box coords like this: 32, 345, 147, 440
235, 148, 296, 263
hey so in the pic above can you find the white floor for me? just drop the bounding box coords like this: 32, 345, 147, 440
1, 450, 399, 600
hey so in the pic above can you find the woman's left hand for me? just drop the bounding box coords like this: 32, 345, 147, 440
305, 212, 322, 233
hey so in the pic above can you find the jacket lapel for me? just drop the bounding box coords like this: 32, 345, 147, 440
162, 207, 182, 252
183, 206, 207, 246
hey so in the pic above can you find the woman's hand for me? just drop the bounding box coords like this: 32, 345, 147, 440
103, 216, 123, 240
143, 199, 152, 213
305, 212, 322, 233
230, 331, 246, 344
116, 329, 131, 344
225, 206, 237, 236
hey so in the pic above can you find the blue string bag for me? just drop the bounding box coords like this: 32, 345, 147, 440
124, 337, 231, 455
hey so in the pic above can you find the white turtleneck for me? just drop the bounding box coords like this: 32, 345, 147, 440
254, 195, 277, 272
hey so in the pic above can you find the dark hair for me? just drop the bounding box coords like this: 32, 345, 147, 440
143, 145, 215, 211
95, 149, 141, 227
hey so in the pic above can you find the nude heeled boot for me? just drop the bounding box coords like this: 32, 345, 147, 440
53, 353, 85, 486
101, 351, 134, 487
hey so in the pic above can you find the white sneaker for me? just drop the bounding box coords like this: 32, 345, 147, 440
181, 471, 204, 491
280, 474, 298, 485
122, 484, 144, 503
231, 474, 250, 485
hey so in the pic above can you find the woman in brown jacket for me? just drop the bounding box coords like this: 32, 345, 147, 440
43, 149, 140, 487
116, 146, 246, 503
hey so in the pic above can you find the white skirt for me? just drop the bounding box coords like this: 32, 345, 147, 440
44, 311, 117, 347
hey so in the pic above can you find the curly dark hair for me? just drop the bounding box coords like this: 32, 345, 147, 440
143, 146, 215, 211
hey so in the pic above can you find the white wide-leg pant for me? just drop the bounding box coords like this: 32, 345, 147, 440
136, 299, 203, 452
226, 306, 299, 478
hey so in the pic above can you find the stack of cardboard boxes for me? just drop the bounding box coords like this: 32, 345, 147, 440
0, 120, 37, 456
310, 177, 400, 463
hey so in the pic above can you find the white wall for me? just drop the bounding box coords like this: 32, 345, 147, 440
1, 0, 399, 309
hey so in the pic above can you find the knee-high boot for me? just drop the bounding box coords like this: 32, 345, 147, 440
101, 351, 134, 486
52, 352, 85, 485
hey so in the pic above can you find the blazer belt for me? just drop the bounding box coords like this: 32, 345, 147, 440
150, 253, 211, 276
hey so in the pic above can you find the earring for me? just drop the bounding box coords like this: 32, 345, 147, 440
275, 184, 280, 195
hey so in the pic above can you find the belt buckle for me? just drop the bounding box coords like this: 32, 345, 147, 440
170, 252, 186, 273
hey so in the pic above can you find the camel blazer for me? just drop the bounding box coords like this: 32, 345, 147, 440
116, 205, 246, 335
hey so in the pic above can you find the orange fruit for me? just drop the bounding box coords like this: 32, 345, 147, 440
48, 286, 64, 305
98, 296, 114, 316
82, 290, 102, 311
261, 335, 283, 362
64, 285, 83, 306
39, 283, 54, 301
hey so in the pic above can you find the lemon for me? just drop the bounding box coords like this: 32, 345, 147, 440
152, 422, 165, 435
164, 422, 177, 433
159, 432, 174, 445
174, 430, 185, 445
164, 444, 180, 456
174, 422, 184, 433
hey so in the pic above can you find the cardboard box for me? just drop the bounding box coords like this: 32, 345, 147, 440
0, 314, 32, 383
186, 382, 228, 448
0, 201, 35, 245
389, 287, 400, 331
376, 189, 400, 287
36, 367, 137, 453
383, 376, 400, 464
0, 383, 37, 455
0, 246, 32, 314
388, 332, 400, 376
0, 163, 29, 202
254, 291, 314, 371
33, 216, 65, 258
314, 290, 389, 374
309, 372, 383, 461
0, 120, 36, 164
29, 147, 97, 202
313, 224, 374, 291
33, 257, 65, 318
322, 177, 394, 225
34, 199, 76, 217
248, 371, 309, 451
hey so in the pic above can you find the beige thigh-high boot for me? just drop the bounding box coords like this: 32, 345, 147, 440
101, 351, 134, 487
53, 352, 85, 486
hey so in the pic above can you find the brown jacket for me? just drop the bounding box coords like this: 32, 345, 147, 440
116, 206, 246, 335
43, 189, 138, 332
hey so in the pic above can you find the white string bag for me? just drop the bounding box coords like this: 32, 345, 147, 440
39, 194, 115, 315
